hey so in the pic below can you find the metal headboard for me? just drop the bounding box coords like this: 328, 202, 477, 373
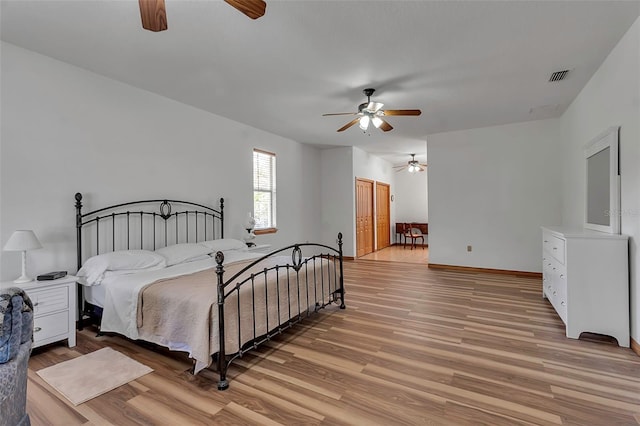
75, 192, 224, 271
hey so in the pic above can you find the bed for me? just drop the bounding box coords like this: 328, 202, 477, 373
74, 193, 345, 390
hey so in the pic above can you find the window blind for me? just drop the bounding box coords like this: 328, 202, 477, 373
253, 150, 276, 229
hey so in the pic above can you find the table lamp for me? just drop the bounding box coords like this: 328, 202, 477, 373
3, 230, 43, 283
244, 212, 256, 247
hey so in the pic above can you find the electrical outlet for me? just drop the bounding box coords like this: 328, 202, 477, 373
467, 245, 472, 252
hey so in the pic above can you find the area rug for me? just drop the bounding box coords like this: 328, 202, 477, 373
36, 347, 153, 405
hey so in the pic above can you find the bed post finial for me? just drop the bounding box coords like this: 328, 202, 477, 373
337, 232, 345, 309
214, 250, 229, 390
75, 192, 84, 329
75, 193, 83, 266
219, 198, 224, 239
75, 193, 83, 224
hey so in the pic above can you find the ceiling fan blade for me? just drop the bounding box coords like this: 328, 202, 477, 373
322, 112, 357, 116
224, 0, 266, 19
337, 118, 360, 132
395, 166, 408, 172
139, 0, 168, 32
378, 119, 393, 132
382, 109, 422, 116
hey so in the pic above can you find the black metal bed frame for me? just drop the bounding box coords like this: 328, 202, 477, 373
75, 192, 225, 327
213, 237, 345, 390
74, 193, 345, 390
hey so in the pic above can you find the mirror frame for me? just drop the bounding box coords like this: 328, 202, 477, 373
583, 126, 620, 234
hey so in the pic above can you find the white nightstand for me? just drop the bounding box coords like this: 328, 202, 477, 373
247, 244, 272, 253
1, 275, 77, 348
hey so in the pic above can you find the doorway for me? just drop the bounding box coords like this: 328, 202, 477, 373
355, 178, 374, 257
375, 181, 391, 250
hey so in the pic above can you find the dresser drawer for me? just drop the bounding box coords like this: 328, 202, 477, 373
543, 232, 566, 263
33, 311, 69, 344
548, 235, 565, 264
555, 280, 567, 324
30, 286, 69, 316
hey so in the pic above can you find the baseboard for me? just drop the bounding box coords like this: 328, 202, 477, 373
632, 337, 640, 356
391, 243, 429, 247
342, 256, 355, 261
428, 263, 542, 279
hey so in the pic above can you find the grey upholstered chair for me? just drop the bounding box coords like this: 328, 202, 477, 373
0, 288, 34, 426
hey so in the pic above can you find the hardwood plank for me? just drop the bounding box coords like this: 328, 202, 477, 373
25, 260, 640, 425
26, 371, 88, 426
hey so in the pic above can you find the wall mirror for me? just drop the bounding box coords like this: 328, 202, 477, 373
584, 126, 620, 234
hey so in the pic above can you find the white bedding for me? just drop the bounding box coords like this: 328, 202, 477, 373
94, 250, 262, 371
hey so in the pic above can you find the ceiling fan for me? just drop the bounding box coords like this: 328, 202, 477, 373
393, 154, 427, 173
139, 0, 266, 32
322, 88, 421, 133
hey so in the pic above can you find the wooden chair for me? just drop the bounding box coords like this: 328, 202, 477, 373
403, 223, 425, 250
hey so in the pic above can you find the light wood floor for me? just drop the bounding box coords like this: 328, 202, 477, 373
359, 244, 428, 264
27, 260, 640, 425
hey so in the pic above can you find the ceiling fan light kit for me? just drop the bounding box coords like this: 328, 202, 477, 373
394, 154, 427, 173
323, 88, 421, 133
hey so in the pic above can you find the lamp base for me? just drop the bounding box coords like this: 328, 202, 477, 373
14, 275, 34, 284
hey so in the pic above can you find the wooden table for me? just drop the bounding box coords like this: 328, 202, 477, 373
396, 223, 428, 248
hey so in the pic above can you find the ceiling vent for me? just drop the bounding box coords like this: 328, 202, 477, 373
549, 70, 570, 82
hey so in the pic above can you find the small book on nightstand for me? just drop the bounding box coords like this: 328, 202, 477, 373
37, 271, 67, 281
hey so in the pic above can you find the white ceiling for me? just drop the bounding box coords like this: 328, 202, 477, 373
1, 1, 638, 165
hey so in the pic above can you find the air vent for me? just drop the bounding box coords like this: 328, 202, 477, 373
549, 70, 570, 82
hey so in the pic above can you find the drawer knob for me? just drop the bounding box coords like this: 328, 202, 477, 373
553, 291, 556, 295
561, 301, 566, 306
34, 327, 42, 333
553, 247, 557, 250
544, 240, 548, 243
33, 302, 39, 307
560, 274, 564, 279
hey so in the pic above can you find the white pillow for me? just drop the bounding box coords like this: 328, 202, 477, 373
155, 243, 213, 267
200, 238, 247, 252
77, 250, 166, 286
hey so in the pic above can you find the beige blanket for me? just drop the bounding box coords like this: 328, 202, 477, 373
136, 256, 338, 373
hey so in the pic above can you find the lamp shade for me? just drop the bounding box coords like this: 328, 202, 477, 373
244, 212, 256, 230
3, 230, 43, 251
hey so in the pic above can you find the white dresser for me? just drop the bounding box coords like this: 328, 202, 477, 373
541, 227, 629, 347
1, 276, 77, 349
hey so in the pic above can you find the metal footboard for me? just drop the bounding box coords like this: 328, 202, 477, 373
214, 233, 345, 390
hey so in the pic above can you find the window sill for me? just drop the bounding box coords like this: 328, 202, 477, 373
254, 228, 277, 235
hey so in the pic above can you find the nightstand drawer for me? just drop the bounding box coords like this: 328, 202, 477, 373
33, 311, 69, 343
30, 286, 69, 316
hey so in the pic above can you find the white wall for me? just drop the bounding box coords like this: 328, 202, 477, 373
394, 168, 428, 223
318, 146, 398, 257
428, 119, 562, 272
558, 18, 640, 343
352, 147, 396, 251
320, 147, 354, 256
394, 167, 428, 244
0, 42, 322, 280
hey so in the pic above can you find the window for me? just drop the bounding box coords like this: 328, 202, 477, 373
253, 149, 276, 232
